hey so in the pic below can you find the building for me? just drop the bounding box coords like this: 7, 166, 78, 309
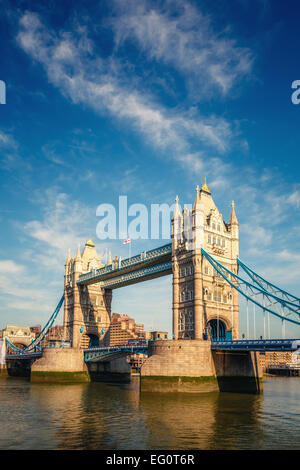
171, 180, 239, 341
64, 239, 112, 349
0, 325, 35, 349
109, 313, 146, 346
258, 351, 293, 372
150, 331, 168, 341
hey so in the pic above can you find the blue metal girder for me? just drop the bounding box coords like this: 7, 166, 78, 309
237, 258, 300, 308
6, 351, 43, 360
84, 345, 148, 362
211, 339, 300, 351
77, 243, 172, 286
201, 248, 300, 326
5, 295, 64, 353
100, 261, 172, 289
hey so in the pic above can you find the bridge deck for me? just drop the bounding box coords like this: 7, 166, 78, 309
84, 344, 148, 362
211, 339, 300, 351
77, 243, 172, 287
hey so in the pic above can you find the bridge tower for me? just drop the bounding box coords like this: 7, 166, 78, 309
63, 239, 112, 349
171, 180, 239, 341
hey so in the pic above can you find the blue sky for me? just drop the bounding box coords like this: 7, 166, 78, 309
1, 0, 300, 338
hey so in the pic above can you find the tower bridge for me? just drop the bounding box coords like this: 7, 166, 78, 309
4, 179, 300, 392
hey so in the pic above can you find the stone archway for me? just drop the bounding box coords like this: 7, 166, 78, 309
87, 334, 100, 348
207, 319, 232, 341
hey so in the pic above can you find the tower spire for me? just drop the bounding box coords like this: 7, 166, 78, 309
174, 195, 180, 216
76, 244, 81, 260
201, 177, 210, 194
229, 200, 238, 225
193, 184, 201, 210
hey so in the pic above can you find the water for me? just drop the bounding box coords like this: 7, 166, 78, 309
0, 376, 299, 449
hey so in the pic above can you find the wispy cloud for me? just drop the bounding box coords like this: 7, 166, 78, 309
112, 0, 254, 97
16, 10, 241, 160
22, 189, 95, 267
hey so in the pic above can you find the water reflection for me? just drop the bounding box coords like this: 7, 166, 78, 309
0, 377, 299, 449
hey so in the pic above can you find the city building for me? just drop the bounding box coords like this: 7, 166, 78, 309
0, 325, 35, 349
150, 331, 168, 341
109, 313, 146, 346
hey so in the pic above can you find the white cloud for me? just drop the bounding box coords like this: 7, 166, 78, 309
16, 11, 239, 158
0, 131, 17, 150
287, 191, 300, 208
23, 189, 95, 266
0, 260, 24, 274
112, 0, 254, 97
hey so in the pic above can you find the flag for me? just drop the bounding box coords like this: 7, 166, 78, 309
123, 239, 131, 244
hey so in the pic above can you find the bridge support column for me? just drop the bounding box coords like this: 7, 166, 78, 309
31, 348, 90, 383
193, 253, 203, 340
212, 350, 263, 393
172, 262, 179, 340
87, 357, 131, 383
141, 340, 263, 394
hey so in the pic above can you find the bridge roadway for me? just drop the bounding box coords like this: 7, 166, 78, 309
6, 339, 300, 362
211, 339, 300, 351
77, 243, 172, 288
83, 339, 300, 363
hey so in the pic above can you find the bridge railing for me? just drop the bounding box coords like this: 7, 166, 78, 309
78, 243, 172, 284
211, 339, 300, 350
101, 261, 172, 289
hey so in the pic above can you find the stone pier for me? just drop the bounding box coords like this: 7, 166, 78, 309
141, 340, 263, 393
31, 348, 90, 383
28, 348, 131, 383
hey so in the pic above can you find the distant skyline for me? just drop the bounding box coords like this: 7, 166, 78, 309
1, 0, 300, 338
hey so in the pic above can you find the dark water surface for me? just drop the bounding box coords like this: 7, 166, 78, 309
0, 376, 299, 450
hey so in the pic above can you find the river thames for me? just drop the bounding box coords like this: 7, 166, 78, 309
0, 376, 299, 450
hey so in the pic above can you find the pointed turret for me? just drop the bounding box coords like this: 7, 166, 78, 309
65, 248, 71, 265
193, 184, 201, 210
172, 195, 181, 249
192, 184, 204, 250
229, 200, 238, 226
74, 244, 82, 274
107, 251, 112, 265
200, 177, 211, 194
76, 244, 81, 260
173, 195, 180, 218
228, 201, 239, 259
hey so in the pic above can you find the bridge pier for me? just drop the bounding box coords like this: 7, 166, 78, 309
141, 340, 263, 394
212, 350, 263, 393
30, 348, 90, 383
87, 357, 131, 383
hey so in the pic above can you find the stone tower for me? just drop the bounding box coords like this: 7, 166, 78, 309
63, 239, 112, 349
171, 180, 239, 341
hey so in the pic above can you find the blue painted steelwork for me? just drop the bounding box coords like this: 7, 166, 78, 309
5, 295, 64, 354
101, 261, 172, 289
211, 339, 300, 351
84, 344, 148, 362
201, 249, 300, 326
237, 258, 300, 308
77, 243, 172, 285
6, 351, 43, 360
